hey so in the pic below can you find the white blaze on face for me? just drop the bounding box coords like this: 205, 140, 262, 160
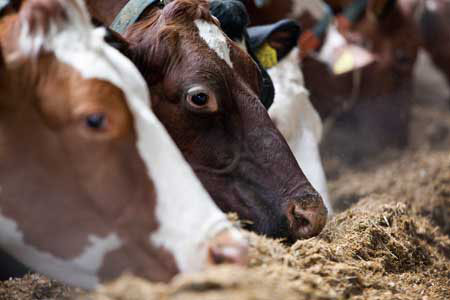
194, 19, 233, 68
236, 37, 247, 52
13, 0, 239, 286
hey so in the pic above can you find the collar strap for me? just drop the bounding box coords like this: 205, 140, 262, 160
342, 0, 369, 23
313, 4, 333, 37
111, 0, 162, 34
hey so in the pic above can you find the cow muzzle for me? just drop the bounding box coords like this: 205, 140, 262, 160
286, 193, 328, 240
207, 228, 249, 266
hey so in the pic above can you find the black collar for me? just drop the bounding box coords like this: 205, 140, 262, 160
111, 0, 163, 34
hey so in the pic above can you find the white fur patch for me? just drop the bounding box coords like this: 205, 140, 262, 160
194, 19, 233, 68
291, 0, 328, 20
426, 0, 438, 12
268, 48, 332, 214
0, 211, 121, 289
128, 82, 237, 273
318, 25, 346, 65
15, 0, 241, 280
236, 37, 247, 52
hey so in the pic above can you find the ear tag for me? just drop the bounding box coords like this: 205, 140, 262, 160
333, 49, 355, 75
256, 42, 278, 69
333, 45, 376, 75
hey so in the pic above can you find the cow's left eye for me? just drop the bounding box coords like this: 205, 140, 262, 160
185, 86, 218, 113
86, 113, 107, 130
191, 92, 209, 106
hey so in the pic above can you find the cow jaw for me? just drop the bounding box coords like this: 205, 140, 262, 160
0, 211, 122, 289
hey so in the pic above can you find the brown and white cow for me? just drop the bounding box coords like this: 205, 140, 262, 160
0, 0, 247, 289
242, 0, 420, 158
400, 0, 450, 95
300, 0, 419, 159
86, 0, 328, 241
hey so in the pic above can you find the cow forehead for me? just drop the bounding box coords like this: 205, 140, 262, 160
16, 0, 150, 109
194, 19, 233, 69
49, 28, 150, 109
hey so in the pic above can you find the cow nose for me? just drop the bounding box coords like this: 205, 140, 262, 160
286, 193, 327, 240
207, 229, 249, 266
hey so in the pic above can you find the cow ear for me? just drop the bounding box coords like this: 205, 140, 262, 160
367, 0, 396, 19
8, 0, 22, 11
248, 19, 301, 66
103, 26, 131, 56
209, 0, 249, 42
90, 18, 131, 55
266, 24, 301, 59
16, 0, 95, 58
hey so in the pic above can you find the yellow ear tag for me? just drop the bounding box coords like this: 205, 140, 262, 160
332, 45, 376, 75
255, 42, 278, 69
333, 50, 355, 75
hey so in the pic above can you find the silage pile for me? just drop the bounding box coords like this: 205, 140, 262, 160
76, 49, 450, 300
0, 150, 449, 300
80, 149, 449, 300
1, 54, 449, 299
329, 150, 450, 235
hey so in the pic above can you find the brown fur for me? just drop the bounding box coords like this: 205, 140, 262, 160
87, 0, 328, 241
87, 0, 129, 25
244, 0, 294, 25
0, 0, 179, 284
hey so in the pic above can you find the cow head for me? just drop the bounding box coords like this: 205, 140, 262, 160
0, 0, 247, 289
121, 0, 327, 241
208, 1, 332, 212
209, 0, 301, 107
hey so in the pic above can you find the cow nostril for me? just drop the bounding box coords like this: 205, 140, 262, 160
286, 195, 327, 241
209, 246, 226, 264
293, 208, 310, 228
207, 229, 249, 267
208, 245, 244, 265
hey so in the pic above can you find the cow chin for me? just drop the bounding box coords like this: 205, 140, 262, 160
193, 152, 327, 242
234, 162, 327, 241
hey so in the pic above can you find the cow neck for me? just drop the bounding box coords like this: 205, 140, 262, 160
111, 0, 163, 34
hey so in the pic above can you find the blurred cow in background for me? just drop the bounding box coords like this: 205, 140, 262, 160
240, 0, 450, 162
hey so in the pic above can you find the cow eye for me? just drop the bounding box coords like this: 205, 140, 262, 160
185, 86, 218, 113
191, 92, 209, 106
85, 113, 107, 130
